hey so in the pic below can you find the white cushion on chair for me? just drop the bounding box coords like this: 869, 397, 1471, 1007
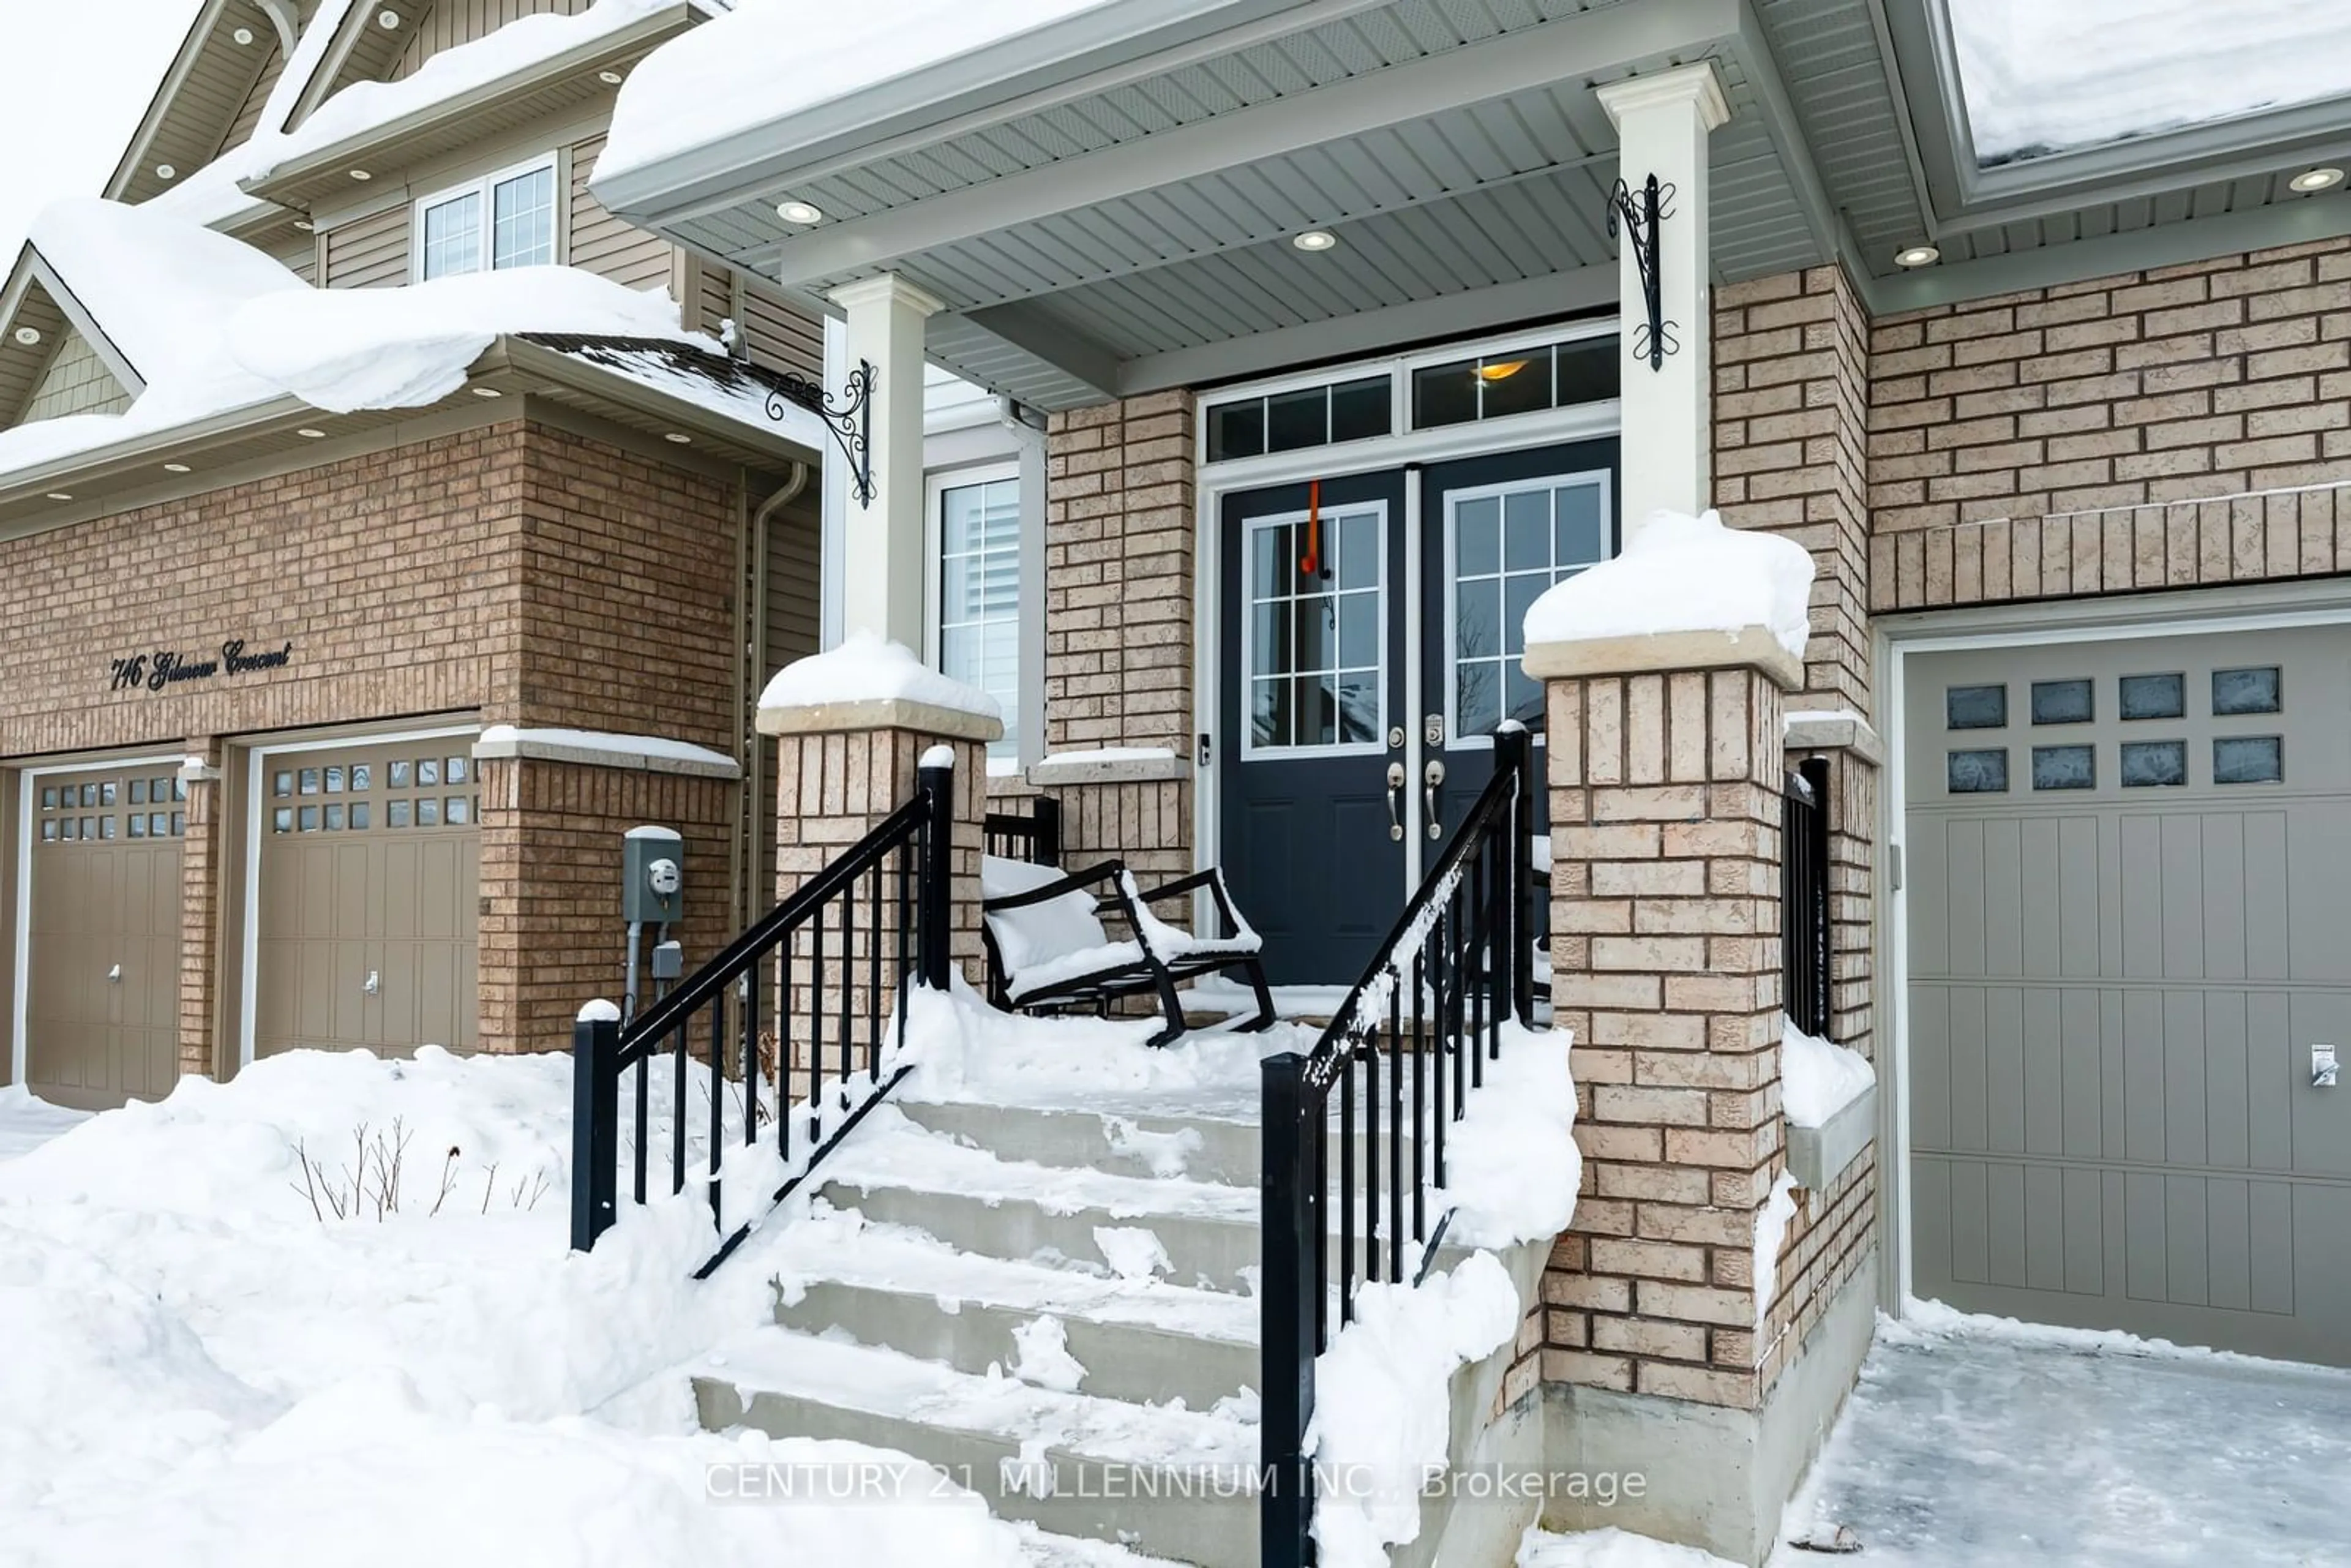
981, 856, 1137, 997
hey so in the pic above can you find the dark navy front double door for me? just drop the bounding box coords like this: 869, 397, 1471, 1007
1218, 440, 1618, 983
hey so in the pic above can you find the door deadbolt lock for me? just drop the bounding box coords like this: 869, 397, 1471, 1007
1423, 713, 1445, 748
1387, 726, 1406, 750
1384, 762, 1407, 841
2315, 1044, 2339, 1089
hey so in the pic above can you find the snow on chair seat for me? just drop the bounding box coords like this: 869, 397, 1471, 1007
979, 854, 1276, 1048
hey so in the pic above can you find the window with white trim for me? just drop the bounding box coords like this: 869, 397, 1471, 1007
934, 471, 1022, 766
1447, 473, 1612, 740
414, 155, 558, 281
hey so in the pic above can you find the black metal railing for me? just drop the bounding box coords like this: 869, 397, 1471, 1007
983, 795, 1060, 867
1258, 724, 1537, 1566
1782, 757, 1832, 1039
571, 759, 954, 1276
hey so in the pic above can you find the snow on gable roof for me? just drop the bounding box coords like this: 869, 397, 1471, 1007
0, 198, 770, 485
146, 0, 362, 230
599, 0, 1124, 186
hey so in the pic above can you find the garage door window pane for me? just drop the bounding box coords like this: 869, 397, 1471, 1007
2032, 745, 2096, 790
350, 765, 372, 791
2214, 735, 2283, 784
78, 784, 94, 807
325, 767, 345, 793
1946, 685, 2006, 729
2030, 679, 2093, 724
418, 800, 441, 827
98, 817, 116, 840
1948, 748, 2009, 792
390, 762, 411, 788
2119, 673, 2184, 719
129, 816, 146, 838
59, 820, 75, 841
129, 780, 146, 805
298, 808, 318, 832
350, 803, 371, 830
272, 809, 293, 833
419, 760, 441, 787
2121, 740, 2186, 787
2213, 667, 2281, 715
446, 798, 470, 825
446, 757, 469, 785
389, 801, 412, 828
324, 805, 345, 831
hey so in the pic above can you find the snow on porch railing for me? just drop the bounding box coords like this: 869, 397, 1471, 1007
1258, 723, 1538, 1568
569, 757, 955, 1277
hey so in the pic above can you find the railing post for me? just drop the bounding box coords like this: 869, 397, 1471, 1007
1494, 722, 1535, 1026
915, 751, 955, 992
1261, 1050, 1318, 1568
1033, 793, 1063, 868
570, 1011, 620, 1252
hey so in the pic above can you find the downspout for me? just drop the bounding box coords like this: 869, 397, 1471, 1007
740, 462, 810, 928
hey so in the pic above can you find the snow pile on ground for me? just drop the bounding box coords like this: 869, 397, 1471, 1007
601, 0, 1124, 186
0, 1086, 89, 1161
1309, 1253, 1524, 1568
760, 631, 1004, 724
1522, 509, 1814, 659
1948, 0, 2351, 166
1780, 1021, 1874, 1128
0, 1046, 1039, 1567
1518, 1526, 1739, 1568
1437, 1022, 1580, 1248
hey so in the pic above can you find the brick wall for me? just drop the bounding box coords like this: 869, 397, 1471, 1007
1866, 236, 2351, 611
0, 419, 755, 1075
1715, 266, 1873, 718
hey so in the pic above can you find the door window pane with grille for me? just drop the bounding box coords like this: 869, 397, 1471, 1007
938, 476, 1022, 764
1246, 509, 1382, 751
1449, 476, 1609, 739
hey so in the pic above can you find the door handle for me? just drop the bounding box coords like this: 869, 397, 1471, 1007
1384, 763, 1406, 841
364, 970, 381, 997
106, 963, 121, 985
1423, 760, 1446, 839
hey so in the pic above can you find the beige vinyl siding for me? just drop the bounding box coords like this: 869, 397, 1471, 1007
740, 280, 823, 381
569, 133, 673, 292
323, 204, 410, 288
22, 331, 132, 424
757, 503, 823, 905
276, 238, 318, 287
218, 37, 288, 156
390, 0, 594, 79
692, 258, 732, 341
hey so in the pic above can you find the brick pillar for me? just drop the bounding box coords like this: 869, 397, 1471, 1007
760, 678, 999, 1060
178, 745, 224, 1081
1542, 661, 1789, 1409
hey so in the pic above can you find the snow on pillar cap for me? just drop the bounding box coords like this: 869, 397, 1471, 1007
1519, 508, 1813, 691
755, 631, 1005, 745
623, 825, 682, 842
919, 745, 956, 771
577, 999, 622, 1024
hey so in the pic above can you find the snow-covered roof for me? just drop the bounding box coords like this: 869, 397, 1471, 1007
0, 198, 814, 492
599, 0, 1124, 187
1950, 0, 2351, 167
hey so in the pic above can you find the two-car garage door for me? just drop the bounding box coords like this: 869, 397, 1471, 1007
1906, 626, 2351, 1365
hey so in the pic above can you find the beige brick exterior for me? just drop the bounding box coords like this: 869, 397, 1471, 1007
1041, 392, 1198, 879
0, 418, 762, 1082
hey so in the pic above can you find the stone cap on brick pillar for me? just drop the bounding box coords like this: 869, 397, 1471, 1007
756, 629, 1005, 744
1520, 509, 1813, 691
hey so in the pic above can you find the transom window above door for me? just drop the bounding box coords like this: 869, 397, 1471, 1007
1245, 506, 1384, 752
1448, 473, 1611, 740
414, 155, 559, 281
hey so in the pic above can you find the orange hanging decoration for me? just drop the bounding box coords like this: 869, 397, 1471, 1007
1299, 479, 1322, 578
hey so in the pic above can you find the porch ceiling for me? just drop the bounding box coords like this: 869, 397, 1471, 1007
600, 0, 1834, 409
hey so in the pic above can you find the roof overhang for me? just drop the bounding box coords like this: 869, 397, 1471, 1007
594, 0, 1831, 410
241, 2, 701, 214
0, 334, 820, 539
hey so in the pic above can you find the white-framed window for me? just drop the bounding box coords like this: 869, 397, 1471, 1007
1240, 501, 1388, 759
1445, 471, 1612, 743
928, 466, 1022, 768
413, 154, 560, 281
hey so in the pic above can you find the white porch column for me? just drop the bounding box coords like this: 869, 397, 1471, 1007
1595, 63, 1729, 532
828, 273, 944, 645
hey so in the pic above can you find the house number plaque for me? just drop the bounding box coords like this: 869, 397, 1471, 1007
108, 638, 295, 694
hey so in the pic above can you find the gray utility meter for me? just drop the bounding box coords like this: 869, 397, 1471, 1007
622, 825, 685, 925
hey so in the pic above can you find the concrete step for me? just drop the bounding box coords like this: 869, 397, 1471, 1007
895, 1097, 1431, 1187
697, 1329, 1261, 1568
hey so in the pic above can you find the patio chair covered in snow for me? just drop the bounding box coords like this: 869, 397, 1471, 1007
978, 855, 1277, 1048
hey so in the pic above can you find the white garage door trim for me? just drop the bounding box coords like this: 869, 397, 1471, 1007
239, 724, 480, 1070
10, 751, 187, 1089
1877, 577, 2351, 1319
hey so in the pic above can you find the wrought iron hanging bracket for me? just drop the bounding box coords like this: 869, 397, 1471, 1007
768, 358, 877, 508
1605, 174, 1678, 371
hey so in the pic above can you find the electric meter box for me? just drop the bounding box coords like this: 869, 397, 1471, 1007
622, 826, 685, 925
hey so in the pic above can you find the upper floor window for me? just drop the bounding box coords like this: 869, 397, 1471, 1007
415, 155, 558, 281
932, 468, 1022, 767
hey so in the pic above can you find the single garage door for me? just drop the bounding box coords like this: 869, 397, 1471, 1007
1906, 626, 2351, 1365
254, 739, 478, 1058
26, 763, 185, 1109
